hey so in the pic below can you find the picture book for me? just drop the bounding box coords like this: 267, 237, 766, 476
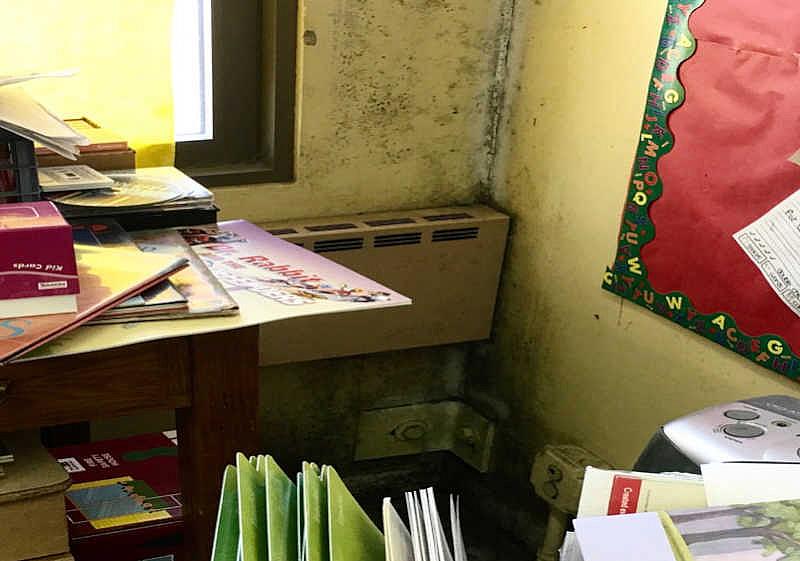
70, 220, 188, 320
0, 244, 187, 363
575, 498, 800, 561
179, 220, 411, 311
128, 228, 238, 320
48, 432, 183, 561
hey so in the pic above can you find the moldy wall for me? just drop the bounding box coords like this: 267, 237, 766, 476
208, 0, 514, 465
467, 0, 800, 480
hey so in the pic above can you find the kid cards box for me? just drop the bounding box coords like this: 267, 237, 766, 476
0, 201, 78, 316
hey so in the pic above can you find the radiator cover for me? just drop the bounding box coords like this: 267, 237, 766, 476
258, 205, 509, 365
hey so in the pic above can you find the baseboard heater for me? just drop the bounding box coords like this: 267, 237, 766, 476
258, 205, 509, 365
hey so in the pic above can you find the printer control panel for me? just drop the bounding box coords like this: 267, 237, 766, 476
662, 395, 800, 465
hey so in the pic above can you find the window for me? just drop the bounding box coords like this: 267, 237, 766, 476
174, 0, 298, 186
173, 0, 213, 142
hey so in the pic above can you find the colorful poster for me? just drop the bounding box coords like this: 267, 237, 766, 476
604, 0, 800, 379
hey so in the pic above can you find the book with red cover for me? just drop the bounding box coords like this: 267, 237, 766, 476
50, 432, 183, 561
0, 244, 188, 363
0, 201, 79, 300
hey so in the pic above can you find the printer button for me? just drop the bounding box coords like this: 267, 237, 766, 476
724, 410, 760, 421
723, 424, 765, 438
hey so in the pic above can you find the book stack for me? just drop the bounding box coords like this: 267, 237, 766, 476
36, 117, 136, 171
567, 463, 800, 561
212, 454, 466, 561
0, 201, 190, 364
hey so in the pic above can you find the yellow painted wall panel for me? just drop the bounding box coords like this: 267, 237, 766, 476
0, 1, 175, 166
477, 0, 800, 469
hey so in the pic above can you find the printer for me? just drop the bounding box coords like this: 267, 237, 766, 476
634, 395, 800, 473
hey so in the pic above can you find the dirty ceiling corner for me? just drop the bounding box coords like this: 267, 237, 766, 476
481, 0, 520, 202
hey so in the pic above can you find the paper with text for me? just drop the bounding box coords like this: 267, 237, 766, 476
734, 191, 800, 317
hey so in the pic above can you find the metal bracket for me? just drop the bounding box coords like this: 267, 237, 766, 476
354, 400, 495, 472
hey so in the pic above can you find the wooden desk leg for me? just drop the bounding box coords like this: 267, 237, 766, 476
177, 326, 260, 561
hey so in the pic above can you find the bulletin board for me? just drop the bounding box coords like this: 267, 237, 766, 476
604, 0, 800, 379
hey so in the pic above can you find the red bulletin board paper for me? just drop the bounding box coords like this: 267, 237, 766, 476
604, 1, 800, 378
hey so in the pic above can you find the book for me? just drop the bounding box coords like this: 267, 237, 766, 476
38, 165, 114, 193
37, 148, 136, 172
0, 244, 187, 363
577, 466, 707, 518
48, 432, 182, 561
700, 462, 800, 507
575, 498, 800, 561
70, 220, 188, 321
35, 117, 128, 155
179, 220, 410, 311
0, 201, 79, 317
126, 228, 239, 320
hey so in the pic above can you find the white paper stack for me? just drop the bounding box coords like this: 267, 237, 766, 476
0, 71, 89, 159
383, 488, 467, 561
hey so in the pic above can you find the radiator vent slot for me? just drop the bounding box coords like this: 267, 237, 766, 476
374, 232, 423, 248
313, 237, 365, 253
365, 218, 416, 227
432, 227, 479, 242
306, 223, 358, 232
423, 212, 474, 222
267, 228, 298, 236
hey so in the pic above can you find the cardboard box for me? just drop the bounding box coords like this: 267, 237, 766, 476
0, 432, 71, 561
0, 202, 79, 316
49, 433, 182, 561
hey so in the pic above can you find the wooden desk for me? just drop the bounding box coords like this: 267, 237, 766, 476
0, 325, 260, 561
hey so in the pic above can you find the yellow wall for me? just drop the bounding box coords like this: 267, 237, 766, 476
469, 0, 800, 470
214, 0, 512, 224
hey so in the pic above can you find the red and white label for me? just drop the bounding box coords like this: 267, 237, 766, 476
607, 476, 642, 515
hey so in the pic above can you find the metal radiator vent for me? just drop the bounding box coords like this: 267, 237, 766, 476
432, 227, 480, 242
374, 232, 423, 248
313, 237, 365, 253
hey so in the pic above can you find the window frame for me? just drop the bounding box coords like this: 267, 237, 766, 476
175, 0, 298, 186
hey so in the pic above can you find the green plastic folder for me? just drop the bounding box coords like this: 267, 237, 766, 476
237, 453, 268, 561
212, 465, 240, 561
265, 456, 298, 561
303, 462, 328, 561
296, 471, 304, 560
326, 466, 384, 561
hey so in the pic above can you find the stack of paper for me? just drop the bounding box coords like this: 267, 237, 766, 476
572, 463, 800, 561
0, 71, 89, 159
212, 454, 384, 561
383, 489, 467, 561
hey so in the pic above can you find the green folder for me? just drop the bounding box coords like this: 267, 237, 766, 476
303, 462, 328, 561
212, 465, 240, 561
296, 472, 304, 559
325, 466, 384, 561
265, 456, 298, 561
237, 452, 268, 561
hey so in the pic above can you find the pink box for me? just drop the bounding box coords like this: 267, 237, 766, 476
0, 202, 79, 300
